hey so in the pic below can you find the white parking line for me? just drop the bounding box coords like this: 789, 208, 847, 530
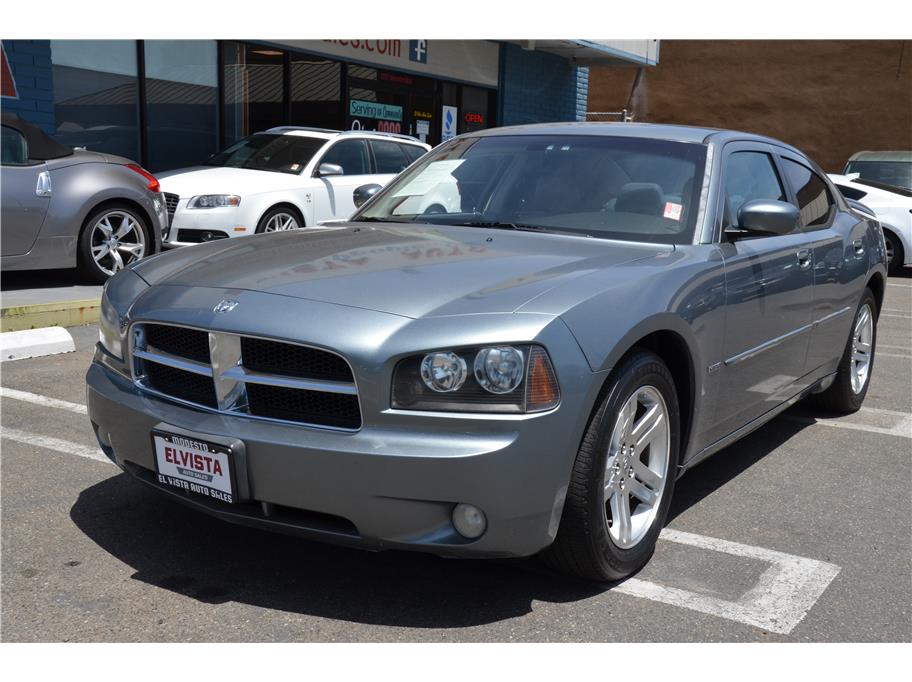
883, 308, 911, 314
783, 410, 912, 438
0, 387, 88, 414
878, 352, 911, 359
1, 427, 110, 464
881, 314, 912, 319
880, 344, 910, 351
887, 282, 912, 289
617, 529, 840, 634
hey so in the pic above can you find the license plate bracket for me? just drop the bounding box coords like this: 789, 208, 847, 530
151, 426, 248, 504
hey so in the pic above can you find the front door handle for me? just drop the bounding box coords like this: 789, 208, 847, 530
35, 171, 52, 198
853, 238, 865, 256
797, 248, 812, 269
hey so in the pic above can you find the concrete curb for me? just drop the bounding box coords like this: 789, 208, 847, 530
0, 326, 76, 362
0, 298, 100, 332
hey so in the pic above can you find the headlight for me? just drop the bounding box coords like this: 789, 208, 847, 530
187, 194, 241, 209
474, 346, 524, 394
392, 345, 560, 413
97, 269, 149, 363
420, 351, 467, 392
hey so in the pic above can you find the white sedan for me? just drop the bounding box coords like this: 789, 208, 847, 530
158, 128, 429, 247
829, 173, 912, 274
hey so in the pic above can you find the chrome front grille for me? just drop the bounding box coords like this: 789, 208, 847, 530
130, 323, 361, 430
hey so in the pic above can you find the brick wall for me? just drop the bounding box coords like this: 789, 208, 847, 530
1, 40, 55, 133
498, 43, 589, 126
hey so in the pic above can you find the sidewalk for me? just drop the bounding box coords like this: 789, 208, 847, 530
0, 270, 103, 332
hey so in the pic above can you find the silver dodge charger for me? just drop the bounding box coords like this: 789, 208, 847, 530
86, 123, 886, 581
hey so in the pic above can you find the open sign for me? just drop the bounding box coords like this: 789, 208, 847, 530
464, 112, 485, 125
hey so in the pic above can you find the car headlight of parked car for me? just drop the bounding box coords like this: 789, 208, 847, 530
98, 269, 149, 365
392, 344, 560, 413
187, 194, 241, 209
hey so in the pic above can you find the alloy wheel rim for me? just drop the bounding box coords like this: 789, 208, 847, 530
90, 211, 146, 276
264, 213, 299, 232
603, 385, 671, 549
850, 303, 874, 394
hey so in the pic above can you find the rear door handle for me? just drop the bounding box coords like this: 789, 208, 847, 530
853, 238, 865, 256
797, 248, 812, 269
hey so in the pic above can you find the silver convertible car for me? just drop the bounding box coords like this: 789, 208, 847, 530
86, 123, 886, 581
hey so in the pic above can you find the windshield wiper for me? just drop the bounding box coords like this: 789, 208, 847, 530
458, 220, 549, 232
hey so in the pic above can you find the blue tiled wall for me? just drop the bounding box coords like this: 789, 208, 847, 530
2, 40, 55, 133
498, 43, 590, 126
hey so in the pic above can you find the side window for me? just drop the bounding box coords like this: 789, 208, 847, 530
401, 144, 426, 164
370, 140, 409, 174
723, 151, 786, 229
1, 126, 29, 166
782, 158, 836, 228
319, 140, 370, 176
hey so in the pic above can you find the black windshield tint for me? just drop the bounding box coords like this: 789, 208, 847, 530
356, 135, 707, 245
844, 160, 912, 191
206, 134, 325, 174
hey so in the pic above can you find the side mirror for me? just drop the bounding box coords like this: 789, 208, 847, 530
353, 183, 382, 208
316, 163, 344, 178
732, 199, 800, 237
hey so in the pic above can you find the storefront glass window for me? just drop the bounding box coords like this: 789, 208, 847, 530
222, 42, 285, 146
460, 85, 490, 135
290, 55, 341, 129
50, 40, 139, 160
144, 40, 218, 171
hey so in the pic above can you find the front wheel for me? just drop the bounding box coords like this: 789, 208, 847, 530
255, 206, 303, 233
812, 288, 877, 413
884, 231, 903, 276
542, 350, 680, 581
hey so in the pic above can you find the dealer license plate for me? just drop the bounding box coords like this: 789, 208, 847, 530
152, 430, 236, 504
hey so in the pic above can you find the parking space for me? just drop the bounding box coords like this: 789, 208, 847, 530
1, 278, 909, 642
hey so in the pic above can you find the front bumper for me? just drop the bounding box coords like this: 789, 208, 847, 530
86, 352, 592, 558
164, 200, 251, 247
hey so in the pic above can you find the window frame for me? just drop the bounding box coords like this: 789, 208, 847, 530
717, 142, 792, 240
368, 139, 411, 175
776, 153, 838, 232
312, 137, 373, 177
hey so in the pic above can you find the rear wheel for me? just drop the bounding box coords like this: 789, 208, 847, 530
77, 203, 150, 283
813, 288, 877, 413
542, 350, 680, 581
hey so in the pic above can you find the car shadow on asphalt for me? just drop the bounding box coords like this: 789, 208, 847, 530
69, 408, 817, 630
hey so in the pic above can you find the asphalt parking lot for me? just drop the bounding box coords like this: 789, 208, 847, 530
1, 275, 910, 642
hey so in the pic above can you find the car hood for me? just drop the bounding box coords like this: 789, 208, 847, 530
157, 166, 307, 196
131, 223, 672, 319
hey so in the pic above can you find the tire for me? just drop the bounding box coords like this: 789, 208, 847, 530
255, 206, 304, 233
542, 350, 681, 582
77, 203, 151, 284
884, 230, 904, 276
812, 288, 877, 414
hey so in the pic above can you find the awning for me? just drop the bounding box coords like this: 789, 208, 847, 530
506, 40, 660, 67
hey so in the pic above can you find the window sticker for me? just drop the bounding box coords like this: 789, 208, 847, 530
664, 202, 683, 221
392, 159, 465, 197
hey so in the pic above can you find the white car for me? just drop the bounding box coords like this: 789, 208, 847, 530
158, 128, 430, 247
829, 173, 912, 274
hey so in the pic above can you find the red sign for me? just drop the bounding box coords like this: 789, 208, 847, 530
464, 112, 484, 125
1, 43, 18, 98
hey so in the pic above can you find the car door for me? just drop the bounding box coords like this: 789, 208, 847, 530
713, 143, 816, 440
779, 154, 870, 379
312, 139, 374, 220
0, 124, 50, 257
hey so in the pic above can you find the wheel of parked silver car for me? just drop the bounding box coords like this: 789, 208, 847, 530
77, 204, 150, 283
603, 386, 672, 549
543, 349, 680, 582
256, 206, 303, 233
812, 287, 878, 414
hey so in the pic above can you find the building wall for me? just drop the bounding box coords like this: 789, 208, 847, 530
1, 40, 55, 133
587, 40, 912, 172
499, 43, 589, 126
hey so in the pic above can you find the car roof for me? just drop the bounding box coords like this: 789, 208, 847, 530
847, 150, 912, 163
464, 121, 801, 150
264, 126, 428, 147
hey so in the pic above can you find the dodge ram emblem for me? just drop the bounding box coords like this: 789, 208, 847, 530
213, 299, 239, 314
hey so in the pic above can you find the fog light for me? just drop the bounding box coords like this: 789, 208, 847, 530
452, 503, 486, 539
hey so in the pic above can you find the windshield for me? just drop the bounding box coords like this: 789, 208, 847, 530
844, 160, 912, 191
206, 134, 326, 174
355, 134, 707, 244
